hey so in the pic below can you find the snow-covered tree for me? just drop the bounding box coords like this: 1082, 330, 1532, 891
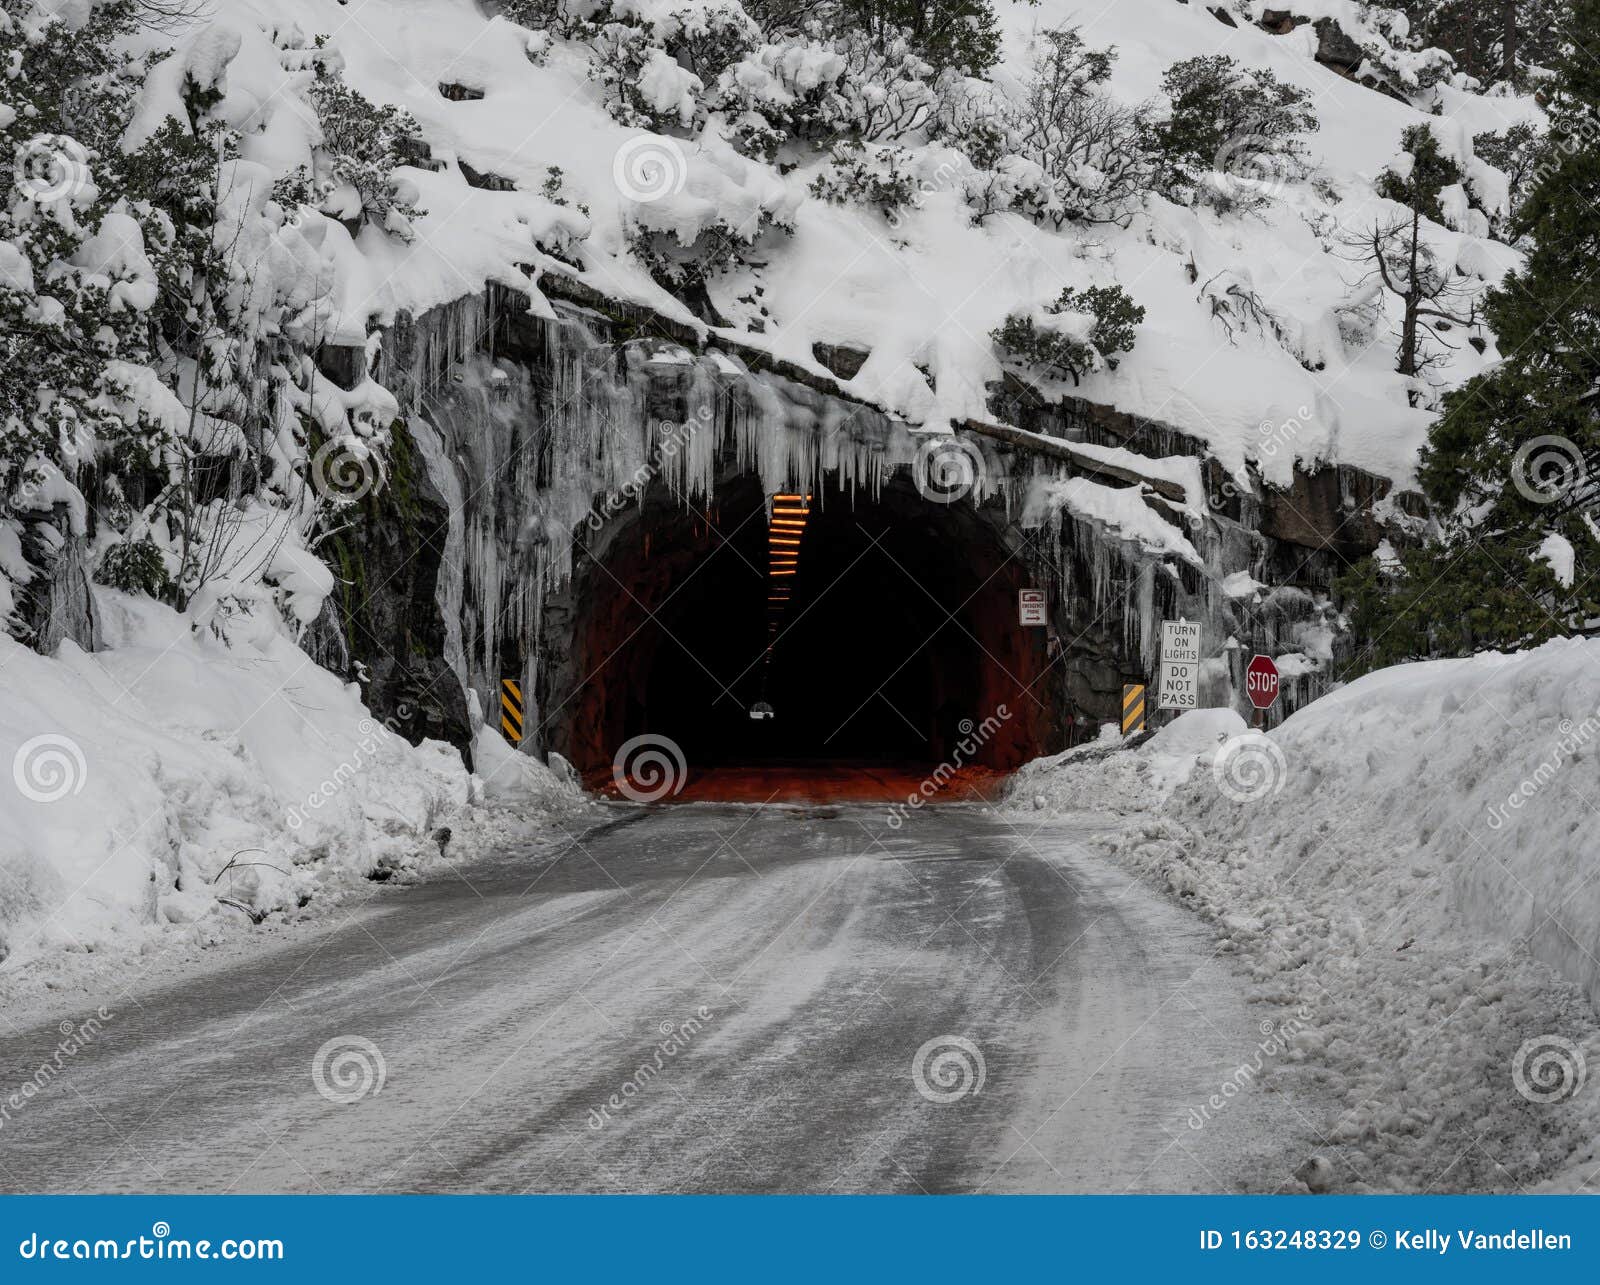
1389, 0, 1564, 89
1341, 0, 1600, 664
991, 285, 1145, 385
1345, 124, 1481, 404
1152, 53, 1318, 209
306, 54, 426, 239
948, 27, 1151, 228
0, 0, 169, 634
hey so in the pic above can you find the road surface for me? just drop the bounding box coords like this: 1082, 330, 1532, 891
0, 803, 1316, 1193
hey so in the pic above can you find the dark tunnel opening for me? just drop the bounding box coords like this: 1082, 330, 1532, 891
547, 471, 1061, 793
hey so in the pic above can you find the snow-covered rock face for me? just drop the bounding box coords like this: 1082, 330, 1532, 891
5, 0, 1535, 732
159, 0, 1512, 762
348, 285, 1360, 767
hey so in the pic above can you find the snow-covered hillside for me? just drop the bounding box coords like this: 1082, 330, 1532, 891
151, 0, 1536, 486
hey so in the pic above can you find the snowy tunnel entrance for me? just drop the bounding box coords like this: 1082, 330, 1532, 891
540, 471, 1060, 791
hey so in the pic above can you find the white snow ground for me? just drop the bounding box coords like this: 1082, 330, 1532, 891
1007, 639, 1600, 1192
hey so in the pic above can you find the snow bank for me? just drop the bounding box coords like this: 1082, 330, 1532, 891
474, 724, 585, 810
1179, 640, 1600, 1011
1010, 641, 1600, 1191
1009, 707, 1247, 815
0, 592, 471, 963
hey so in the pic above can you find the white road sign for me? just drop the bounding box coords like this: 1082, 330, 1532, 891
1161, 620, 1200, 665
1157, 620, 1200, 710
1018, 589, 1047, 626
1157, 659, 1198, 709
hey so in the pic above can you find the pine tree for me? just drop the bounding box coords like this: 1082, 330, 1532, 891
1340, 0, 1600, 668
1352, 123, 1481, 404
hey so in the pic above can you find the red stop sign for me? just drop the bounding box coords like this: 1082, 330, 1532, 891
1245, 654, 1280, 710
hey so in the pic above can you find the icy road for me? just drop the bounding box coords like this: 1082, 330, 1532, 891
0, 804, 1319, 1193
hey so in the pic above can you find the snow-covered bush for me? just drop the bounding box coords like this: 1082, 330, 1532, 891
95, 534, 170, 597
990, 284, 1145, 385
835, 0, 1001, 76
808, 141, 919, 216
948, 28, 1152, 227
1152, 53, 1318, 210
628, 205, 792, 322
1197, 268, 1321, 370
666, 0, 763, 80
307, 56, 427, 238
714, 31, 848, 157
1344, 7, 1458, 103
589, 19, 705, 128
712, 24, 941, 152
1471, 121, 1543, 235
831, 28, 946, 140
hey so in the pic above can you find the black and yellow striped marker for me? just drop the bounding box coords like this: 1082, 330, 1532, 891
1121, 683, 1145, 736
500, 677, 524, 744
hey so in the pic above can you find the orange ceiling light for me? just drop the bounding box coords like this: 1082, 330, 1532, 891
765, 493, 813, 660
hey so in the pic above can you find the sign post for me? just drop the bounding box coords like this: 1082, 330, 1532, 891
1018, 589, 1047, 627
1245, 654, 1279, 726
1156, 620, 1200, 713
